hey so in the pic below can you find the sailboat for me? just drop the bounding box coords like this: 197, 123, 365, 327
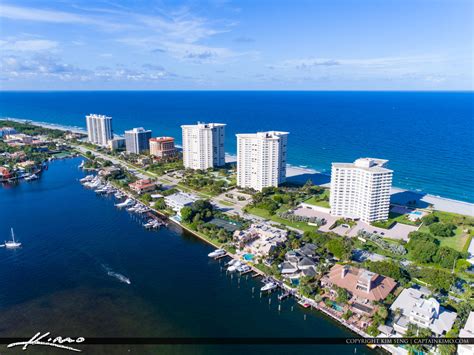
5, 228, 21, 249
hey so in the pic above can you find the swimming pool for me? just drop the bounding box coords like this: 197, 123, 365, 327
410, 211, 422, 216
243, 253, 254, 261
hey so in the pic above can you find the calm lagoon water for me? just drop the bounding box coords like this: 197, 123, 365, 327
0, 158, 377, 354
0, 91, 472, 202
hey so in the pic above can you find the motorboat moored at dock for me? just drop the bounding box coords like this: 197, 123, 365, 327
208, 249, 225, 258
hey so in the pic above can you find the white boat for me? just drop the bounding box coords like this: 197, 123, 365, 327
227, 261, 242, 272
115, 198, 134, 208
78, 161, 85, 168
260, 282, 278, 292
208, 249, 226, 258
114, 192, 124, 199
4, 228, 21, 249
227, 259, 238, 266
237, 264, 251, 273
80, 175, 94, 183
107, 271, 131, 284
24, 173, 39, 181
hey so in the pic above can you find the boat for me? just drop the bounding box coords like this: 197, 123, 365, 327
227, 259, 238, 266
24, 173, 39, 181
237, 264, 251, 273
107, 271, 131, 284
4, 228, 21, 249
260, 281, 278, 292
114, 192, 124, 199
80, 175, 94, 183
115, 198, 134, 208
297, 299, 311, 308
78, 161, 85, 169
278, 291, 291, 301
227, 261, 242, 272
208, 249, 226, 258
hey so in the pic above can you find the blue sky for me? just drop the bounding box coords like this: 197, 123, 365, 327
0, 0, 472, 90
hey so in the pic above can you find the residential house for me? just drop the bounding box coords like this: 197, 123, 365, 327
280, 243, 319, 279
128, 179, 156, 194
233, 223, 287, 258
164, 192, 199, 215
321, 264, 396, 302
389, 287, 457, 336
458, 312, 474, 355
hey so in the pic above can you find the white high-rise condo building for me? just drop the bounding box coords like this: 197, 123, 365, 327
181, 123, 226, 170
124, 127, 152, 154
330, 158, 393, 223
236, 131, 289, 191
85, 114, 113, 146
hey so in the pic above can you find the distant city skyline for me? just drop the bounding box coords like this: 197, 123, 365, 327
0, 0, 472, 91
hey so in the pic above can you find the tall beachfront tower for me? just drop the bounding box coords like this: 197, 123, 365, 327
181, 123, 226, 170
330, 158, 393, 223
124, 127, 152, 154
236, 131, 289, 191
85, 114, 113, 146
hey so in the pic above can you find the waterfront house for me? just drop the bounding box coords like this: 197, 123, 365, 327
233, 223, 287, 258
99, 166, 122, 178
16, 160, 36, 170
164, 192, 199, 216
129, 179, 156, 194
0, 167, 12, 181
458, 312, 474, 355
389, 287, 457, 336
279, 244, 320, 279
321, 264, 396, 302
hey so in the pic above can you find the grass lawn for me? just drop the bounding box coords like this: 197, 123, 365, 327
372, 211, 420, 229
418, 223, 470, 252
246, 206, 317, 233
177, 183, 215, 199
303, 191, 330, 208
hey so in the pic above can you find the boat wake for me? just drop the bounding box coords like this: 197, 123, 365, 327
101, 264, 131, 285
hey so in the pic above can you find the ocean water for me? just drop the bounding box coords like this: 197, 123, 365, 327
0, 91, 473, 202
0, 158, 377, 354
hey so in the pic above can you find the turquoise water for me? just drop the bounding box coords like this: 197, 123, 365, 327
0, 158, 377, 354
243, 253, 254, 261
0, 91, 472, 202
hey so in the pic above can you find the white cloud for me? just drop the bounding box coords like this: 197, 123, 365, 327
0, 39, 58, 52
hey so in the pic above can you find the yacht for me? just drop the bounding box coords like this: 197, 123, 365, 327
78, 161, 85, 169
80, 175, 94, 183
208, 249, 225, 258
4, 228, 21, 249
237, 264, 251, 273
115, 198, 134, 208
260, 281, 278, 292
227, 259, 238, 266
227, 261, 242, 272
24, 173, 39, 181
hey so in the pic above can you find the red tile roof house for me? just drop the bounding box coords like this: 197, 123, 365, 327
0, 167, 12, 181
322, 264, 397, 303
128, 179, 156, 194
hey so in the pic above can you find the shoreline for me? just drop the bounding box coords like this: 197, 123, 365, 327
4, 116, 473, 216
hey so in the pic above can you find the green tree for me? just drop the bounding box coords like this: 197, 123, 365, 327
421, 214, 439, 226
180, 206, 193, 223
429, 222, 456, 237
406, 232, 439, 263
141, 193, 152, 203
153, 198, 166, 210
326, 238, 352, 260
335, 286, 350, 304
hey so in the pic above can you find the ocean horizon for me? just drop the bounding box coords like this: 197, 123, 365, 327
1, 90, 473, 203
